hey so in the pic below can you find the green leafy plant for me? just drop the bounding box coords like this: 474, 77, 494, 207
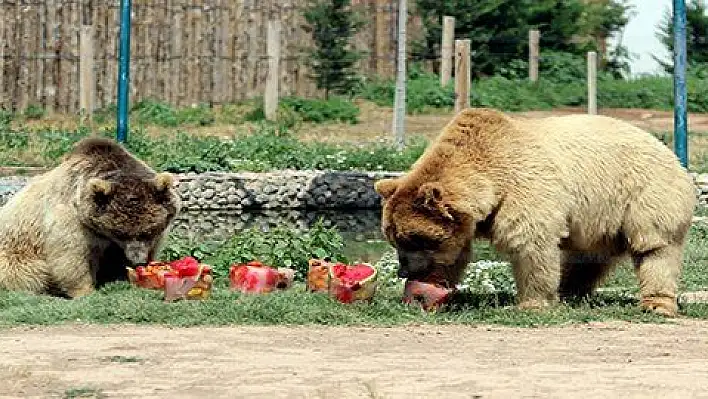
160, 219, 347, 280
209, 219, 347, 279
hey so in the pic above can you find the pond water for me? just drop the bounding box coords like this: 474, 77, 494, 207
169, 208, 395, 264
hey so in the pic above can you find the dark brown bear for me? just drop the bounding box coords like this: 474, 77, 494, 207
0, 137, 181, 298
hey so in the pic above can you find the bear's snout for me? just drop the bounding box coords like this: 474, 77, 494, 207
123, 241, 151, 266
397, 251, 431, 280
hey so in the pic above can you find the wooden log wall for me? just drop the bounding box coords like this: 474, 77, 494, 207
0, 0, 418, 113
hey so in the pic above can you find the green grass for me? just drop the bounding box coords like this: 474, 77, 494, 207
0, 123, 428, 173
0, 223, 705, 329
0, 280, 683, 328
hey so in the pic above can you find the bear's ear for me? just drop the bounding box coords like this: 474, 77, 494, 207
416, 182, 454, 221
154, 172, 174, 192
374, 178, 400, 199
87, 178, 112, 197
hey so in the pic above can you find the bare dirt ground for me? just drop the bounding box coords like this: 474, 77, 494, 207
2, 320, 708, 398
299, 105, 708, 144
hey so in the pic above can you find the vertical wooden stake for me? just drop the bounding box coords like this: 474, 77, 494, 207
265, 20, 281, 121
587, 51, 597, 115
440, 16, 455, 86
80, 25, 95, 117
375, 0, 388, 76
529, 29, 540, 82
454, 39, 471, 113
392, 0, 407, 150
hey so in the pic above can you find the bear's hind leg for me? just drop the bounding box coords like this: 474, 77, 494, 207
50, 255, 96, 299
0, 254, 53, 295
511, 244, 562, 310
558, 251, 620, 299
632, 244, 683, 317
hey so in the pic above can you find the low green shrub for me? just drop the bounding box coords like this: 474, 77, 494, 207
358, 65, 456, 113
358, 57, 708, 114
246, 96, 360, 124
131, 99, 216, 127
0, 109, 13, 127
23, 104, 46, 120
92, 99, 216, 127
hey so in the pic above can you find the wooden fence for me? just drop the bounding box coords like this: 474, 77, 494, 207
0, 0, 422, 113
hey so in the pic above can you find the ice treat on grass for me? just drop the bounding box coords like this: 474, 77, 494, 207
229, 260, 295, 294
127, 256, 213, 301
402, 280, 454, 311
162, 257, 214, 302
306, 258, 333, 292
328, 263, 378, 304
127, 261, 173, 289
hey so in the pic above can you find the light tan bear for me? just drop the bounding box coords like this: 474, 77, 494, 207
0, 137, 181, 298
376, 108, 697, 317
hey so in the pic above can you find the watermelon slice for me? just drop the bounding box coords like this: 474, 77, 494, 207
328, 263, 378, 304
403, 280, 454, 311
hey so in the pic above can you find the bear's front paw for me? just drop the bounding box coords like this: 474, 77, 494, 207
640, 296, 678, 317
66, 284, 95, 299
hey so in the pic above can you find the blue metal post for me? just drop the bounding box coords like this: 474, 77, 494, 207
116, 0, 132, 143
673, 0, 688, 168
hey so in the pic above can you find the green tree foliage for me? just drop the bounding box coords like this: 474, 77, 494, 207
412, 0, 631, 79
303, 0, 365, 99
656, 0, 708, 73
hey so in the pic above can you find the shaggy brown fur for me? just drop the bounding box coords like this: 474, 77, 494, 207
376, 108, 696, 316
0, 137, 181, 298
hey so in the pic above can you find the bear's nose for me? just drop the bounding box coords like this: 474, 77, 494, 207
397, 268, 410, 278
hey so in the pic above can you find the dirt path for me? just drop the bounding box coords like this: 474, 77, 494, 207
2, 321, 708, 398
298, 105, 708, 143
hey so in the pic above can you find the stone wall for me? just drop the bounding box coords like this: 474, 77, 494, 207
693, 173, 708, 207
2, 170, 707, 212
173, 170, 402, 211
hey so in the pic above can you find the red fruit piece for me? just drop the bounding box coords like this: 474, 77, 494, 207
229, 262, 283, 294
403, 280, 454, 311
170, 256, 200, 278
331, 263, 348, 278
333, 264, 375, 287
328, 263, 377, 304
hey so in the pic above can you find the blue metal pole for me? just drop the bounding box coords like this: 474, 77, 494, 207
673, 0, 688, 168
116, 0, 132, 143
